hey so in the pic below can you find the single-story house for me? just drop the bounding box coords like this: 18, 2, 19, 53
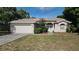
10, 18, 71, 34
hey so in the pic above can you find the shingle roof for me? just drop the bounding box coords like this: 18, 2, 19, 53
54, 18, 71, 23
46, 18, 71, 23
10, 18, 71, 24
10, 18, 38, 23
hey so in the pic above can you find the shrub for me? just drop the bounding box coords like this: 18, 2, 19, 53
34, 21, 48, 34
34, 27, 48, 34
66, 24, 77, 33
34, 28, 42, 34
42, 27, 48, 32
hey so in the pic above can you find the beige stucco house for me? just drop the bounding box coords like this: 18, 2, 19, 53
10, 18, 71, 34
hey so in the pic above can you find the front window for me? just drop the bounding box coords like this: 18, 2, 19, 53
60, 24, 65, 30
46, 23, 53, 28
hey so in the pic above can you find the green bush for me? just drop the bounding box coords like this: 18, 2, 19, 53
66, 24, 77, 33
34, 21, 48, 34
34, 28, 42, 34
0, 31, 10, 36
42, 27, 48, 32
34, 27, 48, 34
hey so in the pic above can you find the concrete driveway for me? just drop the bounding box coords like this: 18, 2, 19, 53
0, 34, 27, 45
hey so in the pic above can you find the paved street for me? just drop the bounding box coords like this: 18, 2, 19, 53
0, 34, 27, 45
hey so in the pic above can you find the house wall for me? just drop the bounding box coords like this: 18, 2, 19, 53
54, 22, 67, 32
46, 21, 68, 33
10, 21, 68, 34
10, 23, 34, 34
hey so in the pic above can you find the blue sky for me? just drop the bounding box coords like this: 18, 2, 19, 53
17, 7, 64, 19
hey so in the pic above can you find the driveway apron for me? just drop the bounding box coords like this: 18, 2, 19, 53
0, 34, 27, 45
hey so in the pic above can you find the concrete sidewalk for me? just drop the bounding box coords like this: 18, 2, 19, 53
0, 34, 27, 45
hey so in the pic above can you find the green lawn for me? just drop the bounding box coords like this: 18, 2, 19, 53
0, 33, 79, 51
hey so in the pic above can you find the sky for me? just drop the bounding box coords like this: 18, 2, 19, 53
17, 7, 64, 19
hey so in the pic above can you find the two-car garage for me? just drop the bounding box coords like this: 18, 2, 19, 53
10, 23, 34, 34
15, 24, 34, 33
10, 19, 36, 34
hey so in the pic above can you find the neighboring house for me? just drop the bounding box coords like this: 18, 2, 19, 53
10, 18, 71, 34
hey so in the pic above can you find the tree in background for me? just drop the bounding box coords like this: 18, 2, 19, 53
57, 7, 79, 33
0, 7, 17, 31
57, 15, 64, 18
0, 7, 30, 32
16, 9, 30, 19
0, 7, 17, 23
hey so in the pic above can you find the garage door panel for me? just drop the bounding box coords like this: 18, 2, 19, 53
15, 25, 34, 33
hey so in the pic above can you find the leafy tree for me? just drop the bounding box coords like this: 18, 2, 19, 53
16, 9, 30, 19
0, 7, 17, 23
0, 7, 17, 31
0, 7, 30, 32
57, 15, 64, 18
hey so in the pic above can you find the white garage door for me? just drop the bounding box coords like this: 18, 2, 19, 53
14, 24, 34, 33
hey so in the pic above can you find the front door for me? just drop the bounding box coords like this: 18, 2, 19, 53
60, 24, 66, 32
47, 25, 54, 32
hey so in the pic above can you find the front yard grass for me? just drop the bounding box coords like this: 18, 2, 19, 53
0, 33, 79, 51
